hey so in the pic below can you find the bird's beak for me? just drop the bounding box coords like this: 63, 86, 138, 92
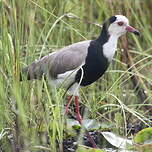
125, 25, 140, 36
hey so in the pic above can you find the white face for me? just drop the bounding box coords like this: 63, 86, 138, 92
108, 15, 129, 37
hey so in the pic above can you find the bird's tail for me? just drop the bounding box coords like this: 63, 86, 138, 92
20, 61, 45, 81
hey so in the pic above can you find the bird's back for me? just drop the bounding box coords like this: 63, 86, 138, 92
21, 40, 91, 80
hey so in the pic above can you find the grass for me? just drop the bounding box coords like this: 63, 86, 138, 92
0, 0, 152, 151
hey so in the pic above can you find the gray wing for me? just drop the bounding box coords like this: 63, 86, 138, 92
22, 40, 91, 79
49, 40, 91, 77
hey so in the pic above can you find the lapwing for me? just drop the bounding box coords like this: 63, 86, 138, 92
22, 15, 140, 124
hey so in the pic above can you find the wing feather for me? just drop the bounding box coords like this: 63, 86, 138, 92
46, 40, 91, 77
23, 40, 91, 79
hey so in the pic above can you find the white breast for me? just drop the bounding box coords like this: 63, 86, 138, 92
103, 35, 118, 61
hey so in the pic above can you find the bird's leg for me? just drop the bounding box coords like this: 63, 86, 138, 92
66, 95, 97, 148
65, 95, 73, 114
74, 96, 82, 124
74, 96, 98, 148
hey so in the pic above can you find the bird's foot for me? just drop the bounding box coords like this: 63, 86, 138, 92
86, 131, 98, 148
74, 96, 98, 149
65, 95, 97, 149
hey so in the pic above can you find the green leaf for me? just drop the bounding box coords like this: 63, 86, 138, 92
134, 127, 152, 144
76, 145, 105, 152
134, 127, 152, 152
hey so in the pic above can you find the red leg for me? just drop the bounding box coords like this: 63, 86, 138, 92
65, 95, 73, 114
74, 96, 82, 124
66, 95, 97, 148
74, 96, 97, 148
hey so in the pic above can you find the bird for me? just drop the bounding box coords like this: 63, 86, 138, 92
21, 15, 140, 125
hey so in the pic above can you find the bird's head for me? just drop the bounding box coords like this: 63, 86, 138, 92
103, 15, 140, 37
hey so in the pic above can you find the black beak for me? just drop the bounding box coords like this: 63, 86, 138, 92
125, 26, 140, 36
133, 30, 140, 36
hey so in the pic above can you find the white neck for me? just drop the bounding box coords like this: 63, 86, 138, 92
102, 35, 118, 62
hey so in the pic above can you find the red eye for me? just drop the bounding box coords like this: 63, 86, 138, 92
117, 21, 124, 26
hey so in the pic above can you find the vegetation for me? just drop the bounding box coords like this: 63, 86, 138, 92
0, 0, 152, 151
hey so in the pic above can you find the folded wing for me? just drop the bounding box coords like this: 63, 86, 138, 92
22, 40, 91, 80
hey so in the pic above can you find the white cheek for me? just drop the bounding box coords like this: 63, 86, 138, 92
108, 24, 120, 36
109, 24, 127, 37
120, 26, 127, 34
